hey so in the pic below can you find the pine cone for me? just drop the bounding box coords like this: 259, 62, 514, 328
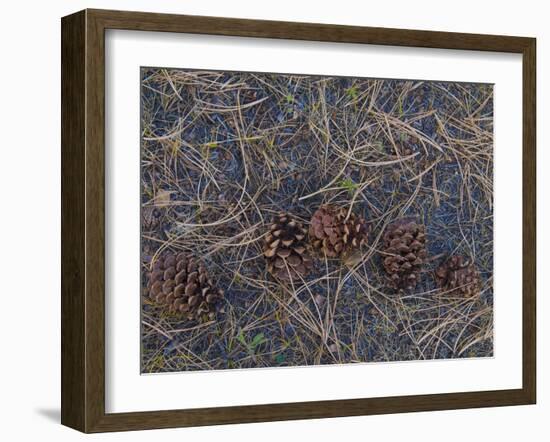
382, 219, 427, 290
309, 205, 369, 258
264, 213, 313, 281
145, 251, 224, 322
435, 255, 480, 297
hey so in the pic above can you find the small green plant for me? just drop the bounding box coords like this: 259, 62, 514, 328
339, 177, 359, 195
237, 331, 267, 354
374, 140, 385, 152
397, 97, 404, 116
346, 84, 359, 100
200, 141, 218, 159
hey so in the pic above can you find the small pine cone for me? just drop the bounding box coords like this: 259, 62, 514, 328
264, 213, 313, 281
309, 205, 369, 258
145, 251, 224, 322
435, 255, 480, 297
382, 219, 427, 290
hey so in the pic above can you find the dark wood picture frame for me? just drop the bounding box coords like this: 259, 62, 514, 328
61, 8, 536, 433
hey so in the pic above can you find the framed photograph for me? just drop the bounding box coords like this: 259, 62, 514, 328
61, 9, 536, 433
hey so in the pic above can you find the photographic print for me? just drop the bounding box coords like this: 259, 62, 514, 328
140, 68, 494, 373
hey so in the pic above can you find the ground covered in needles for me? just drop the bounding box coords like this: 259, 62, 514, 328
140, 68, 494, 373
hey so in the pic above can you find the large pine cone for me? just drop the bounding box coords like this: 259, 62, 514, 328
435, 255, 480, 297
309, 205, 369, 258
382, 219, 427, 290
264, 213, 313, 281
145, 251, 224, 322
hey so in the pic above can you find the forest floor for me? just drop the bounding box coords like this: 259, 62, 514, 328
140, 67, 494, 373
